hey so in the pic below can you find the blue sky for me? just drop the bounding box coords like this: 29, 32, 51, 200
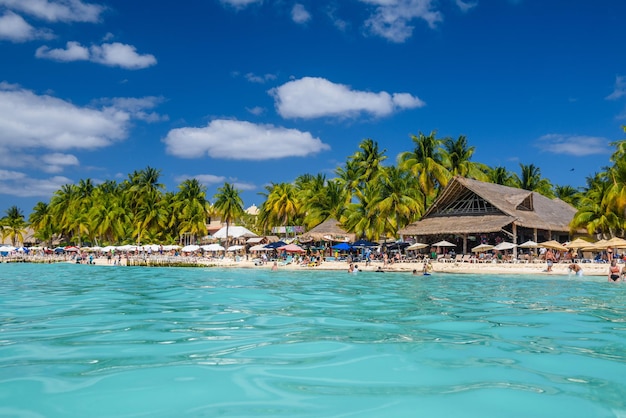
1, 0, 626, 214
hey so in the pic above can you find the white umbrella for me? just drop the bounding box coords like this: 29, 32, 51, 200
493, 242, 517, 251
163, 245, 181, 251
102, 245, 117, 252
432, 240, 456, 247
117, 244, 138, 252
227, 245, 244, 252
472, 243, 494, 252
249, 244, 270, 251
518, 240, 539, 249
181, 244, 200, 252
201, 244, 225, 252
406, 242, 428, 250
212, 226, 257, 239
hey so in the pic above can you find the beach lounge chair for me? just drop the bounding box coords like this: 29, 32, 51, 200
279, 255, 293, 266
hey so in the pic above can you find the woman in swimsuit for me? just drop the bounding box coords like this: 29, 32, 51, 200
608, 259, 621, 282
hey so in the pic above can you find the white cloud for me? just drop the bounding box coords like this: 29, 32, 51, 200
232, 181, 256, 191
164, 119, 330, 160
0, 170, 72, 197
534, 134, 611, 156
0, 11, 52, 42
246, 106, 265, 115
219, 0, 263, 10
0, 82, 159, 154
360, 0, 443, 43
40, 152, 79, 173
455, 0, 477, 12
291, 4, 311, 24
102, 96, 167, 122
245, 72, 277, 84
270, 76, 425, 119
36, 41, 157, 69
0, 0, 104, 23
606, 75, 626, 101
35, 40, 89, 60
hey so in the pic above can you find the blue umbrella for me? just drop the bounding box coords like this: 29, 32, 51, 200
332, 242, 352, 251
264, 241, 287, 249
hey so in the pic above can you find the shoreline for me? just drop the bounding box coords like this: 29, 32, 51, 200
2, 254, 615, 277
91, 256, 611, 276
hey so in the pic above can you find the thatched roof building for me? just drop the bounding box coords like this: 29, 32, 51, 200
299, 218, 355, 242
398, 176, 577, 253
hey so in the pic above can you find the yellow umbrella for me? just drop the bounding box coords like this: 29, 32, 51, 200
596, 237, 626, 249
565, 238, 595, 249
539, 240, 568, 251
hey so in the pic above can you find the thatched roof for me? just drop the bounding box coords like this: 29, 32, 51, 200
398, 176, 577, 236
299, 218, 355, 242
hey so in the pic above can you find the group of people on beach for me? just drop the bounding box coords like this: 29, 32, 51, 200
607, 259, 626, 282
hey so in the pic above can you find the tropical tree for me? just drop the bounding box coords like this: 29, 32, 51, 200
554, 185, 581, 207
570, 173, 624, 238
174, 179, 211, 242
213, 182, 244, 248
375, 166, 424, 237
29, 202, 55, 246
511, 163, 554, 197
1, 206, 27, 246
441, 135, 489, 180
398, 130, 451, 208
487, 166, 515, 186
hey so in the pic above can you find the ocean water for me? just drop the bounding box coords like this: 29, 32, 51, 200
1, 263, 625, 418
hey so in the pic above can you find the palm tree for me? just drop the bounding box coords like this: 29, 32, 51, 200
570, 173, 623, 237
1, 206, 27, 246
258, 182, 303, 232
375, 166, 423, 237
398, 130, 451, 209
174, 179, 211, 242
487, 166, 515, 186
554, 184, 581, 207
512, 163, 554, 197
441, 135, 489, 180
29, 202, 55, 246
302, 179, 347, 229
213, 182, 244, 248
49, 184, 79, 243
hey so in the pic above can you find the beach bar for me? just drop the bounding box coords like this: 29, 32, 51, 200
398, 176, 578, 255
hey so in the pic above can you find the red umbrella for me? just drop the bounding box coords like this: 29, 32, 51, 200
277, 243, 306, 253
64, 246, 80, 252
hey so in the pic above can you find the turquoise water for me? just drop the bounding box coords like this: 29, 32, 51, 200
1, 264, 625, 418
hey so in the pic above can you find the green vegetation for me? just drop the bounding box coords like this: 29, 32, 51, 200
3, 129, 626, 245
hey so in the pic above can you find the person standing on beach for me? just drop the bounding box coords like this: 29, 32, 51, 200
608, 259, 620, 282
545, 249, 556, 272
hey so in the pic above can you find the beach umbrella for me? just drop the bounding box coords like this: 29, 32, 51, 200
227, 245, 244, 252
518, 240, 539, 249
406, 242, 428, 250
538, 240, 568, 251
102, 245, 116, 252
201, 244, 225, 252
249, 244, 270, 251
0, 245, 17, 252
432, 240, 456, 247
352, 239, 378, 248
181, 244, 200, 252
264, 241, 287, 249
53, 247, 65, 253
565, 238, 595, 249
277, 243, 306, 253
64, 246, 80, 252
472, 243, 494, 252
493, 242, 517, 251
595, 237, 626, 249
331, 242, 352, 251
